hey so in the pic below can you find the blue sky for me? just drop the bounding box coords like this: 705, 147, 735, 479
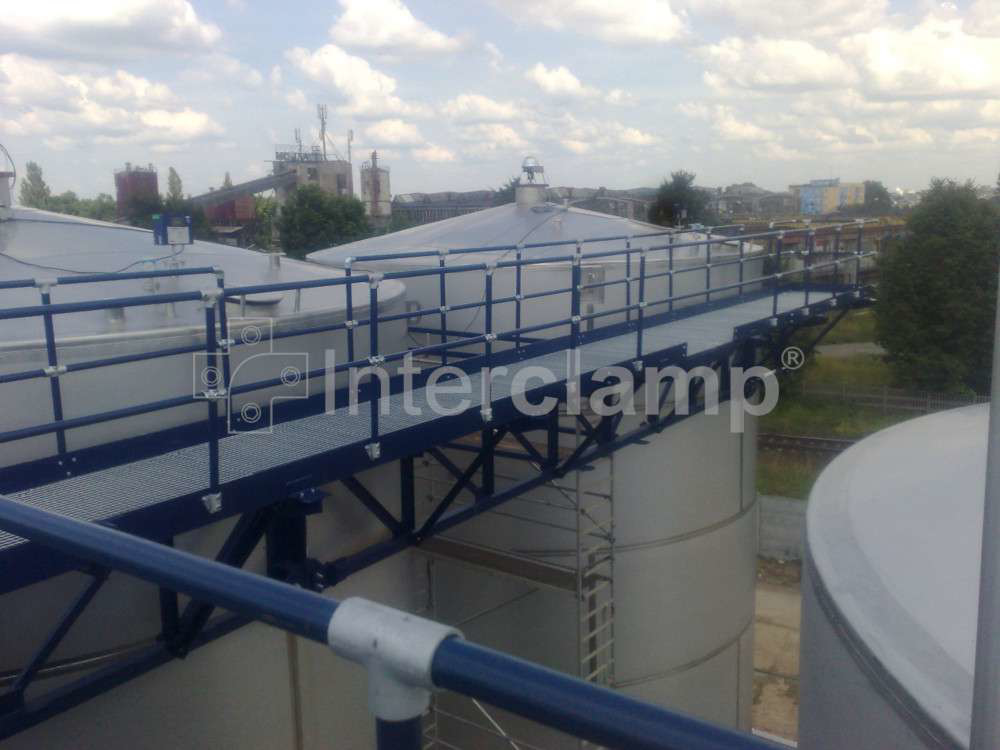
2, 1, 1000, 199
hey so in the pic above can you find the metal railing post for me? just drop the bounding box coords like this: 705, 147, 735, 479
833, 226, 842, 286
571, 243, 582, 349
637, 247, 646, 359
438, 250, 448, 366
804, 230, 814, 308
854, 222, 864, 290
214, 270, 232, 426
345, 259, 356, 363
515, 243, 524, 351
737, 238, 745, 297
625, 237, 632, 324
37, 282, 67, 456
772, 232, 784, 317
667, 242, 675, 314
202, 299, 221, 497
482, 265, 495, 425
367, 276, 382, 460
705, 238, 712, 304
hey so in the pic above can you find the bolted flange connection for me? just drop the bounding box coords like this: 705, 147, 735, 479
327, 598, 461, 721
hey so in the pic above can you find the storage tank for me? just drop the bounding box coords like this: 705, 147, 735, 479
800, 405, 986, 749
309, 159, 761, 744
0, 207, 414, 749
308, 158, 765, 349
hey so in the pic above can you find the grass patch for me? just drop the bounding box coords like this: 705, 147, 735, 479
796, 353, 892, 388
761, 396, 908, 438
819, 308, 877, 345
757, 450, 830, 499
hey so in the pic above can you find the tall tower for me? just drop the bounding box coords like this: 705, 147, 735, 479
360, 150, 391, 228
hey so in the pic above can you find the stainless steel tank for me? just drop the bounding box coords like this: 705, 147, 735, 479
800, 405, 984, 749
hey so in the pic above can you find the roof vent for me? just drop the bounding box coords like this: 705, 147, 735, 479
515, 156, 548, 208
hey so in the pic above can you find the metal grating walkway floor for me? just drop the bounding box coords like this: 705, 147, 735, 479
0, 290, 826, 552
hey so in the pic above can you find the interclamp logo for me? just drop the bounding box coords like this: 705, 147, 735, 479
195, 336, 784, 437
193, 318, 310, 435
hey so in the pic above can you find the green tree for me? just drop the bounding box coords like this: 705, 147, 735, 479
78, 193, 116, 222
862, 180, 893, 215
648, 170, 710, 226
493, 176, 519, 206
252, 194, 278, 250
18, 161, 50, 208
167, 167, 184, 203
278, 184, 370, 258
876, 179, 1000, 393
47, 190, 80, 215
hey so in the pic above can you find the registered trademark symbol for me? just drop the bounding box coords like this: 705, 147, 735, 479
781, 346, 805, 370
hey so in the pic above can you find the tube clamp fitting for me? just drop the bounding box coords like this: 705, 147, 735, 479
327, 598, 461, 721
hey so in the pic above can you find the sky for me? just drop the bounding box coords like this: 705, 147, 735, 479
2, 0, 1000, 199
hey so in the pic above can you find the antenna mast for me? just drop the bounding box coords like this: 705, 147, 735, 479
317, 104, 328, 161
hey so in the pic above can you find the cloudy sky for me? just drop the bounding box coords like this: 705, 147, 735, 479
2, 0, 1000, 199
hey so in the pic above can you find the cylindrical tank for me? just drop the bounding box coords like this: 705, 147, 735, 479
0, 208, 413, 750
309, 192, 764, 348
800, 405, 984, 749
309, 175, 761, 743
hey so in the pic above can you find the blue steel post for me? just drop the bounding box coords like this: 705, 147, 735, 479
833, 226, 842, 286
345, 260, 356, 362
483, 266, 495, 492
214, 270, 232, 425
376, 716, 422, 750
438, 252, 448, 366
854, 223, 863, 290
203, 303, 220, 491
667, 243, 675, 313
772, 233, 784, 317
625, 238, 632, 324
38, 284, 67, 455
637, 247, 646, 359
515, 244, 523, 350
369, 279, 380, 453
705, 238, 712, 304
804, 230, 814, 308
737, 238, 745, 296
571, 243, 582, 349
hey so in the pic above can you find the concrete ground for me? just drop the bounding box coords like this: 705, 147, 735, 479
753, 558, 802, 743
815, 342, 885, 358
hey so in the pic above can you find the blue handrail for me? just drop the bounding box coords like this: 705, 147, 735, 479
0, 494, 781, 750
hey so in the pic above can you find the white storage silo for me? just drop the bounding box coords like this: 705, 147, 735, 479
800, 405, 986, 749
0, 207, 415, 750
309, 160, 761, 745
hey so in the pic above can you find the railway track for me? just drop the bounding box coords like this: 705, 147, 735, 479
758, 433, 857, 455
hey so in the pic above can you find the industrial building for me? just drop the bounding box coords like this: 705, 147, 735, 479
114, 163, 158, 218
359, 150, 391, 228
790, 179, 865, 215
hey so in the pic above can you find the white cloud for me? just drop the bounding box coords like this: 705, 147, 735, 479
330, 0, 462, 55
0, 54, 221, 144
682, 0, 887, 38
413, 144, 456, 162
366, 118, 424, 145
443, 94, 519, 121
965, 0, 1000, 37
457, 122, 530, 152
485, 42, 505, 72
269, 65, 283, 87
605, 88, 636, 106
618, 126, 657, 145
561, 139, 591, 154
285, 89, 310, 111
678, 101, 775, 142
285, 44, 426, 117
0, 1, 221, 60
493, 0, 685, 44
951, 127, 1000, 144
700, 37, 853, 92
842, 17, 1000, 100
525, 63, 598, 98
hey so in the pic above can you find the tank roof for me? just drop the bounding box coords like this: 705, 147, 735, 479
307, 201, 729, 267
807, 404, 987, 747
0, 207, 403, 345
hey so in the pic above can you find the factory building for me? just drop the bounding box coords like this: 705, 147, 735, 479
272, 142, 353, 206
359, 150, 391, 228
790, 178, 865, 215
114, 163, 158, 218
